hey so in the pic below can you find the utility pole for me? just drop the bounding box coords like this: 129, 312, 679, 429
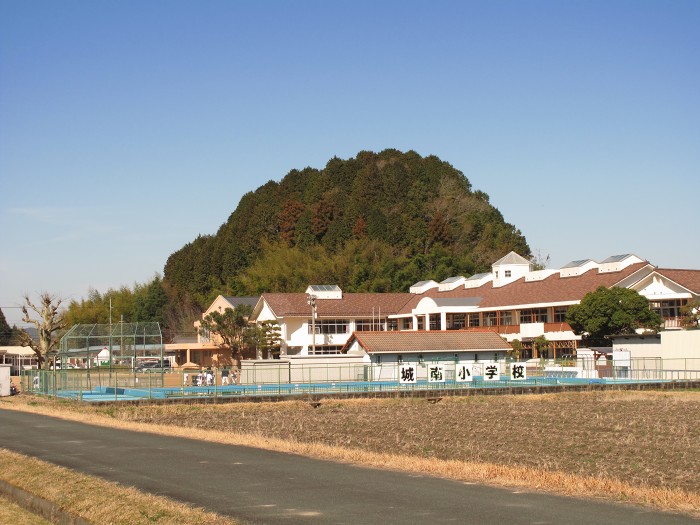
307, 294, 317, 355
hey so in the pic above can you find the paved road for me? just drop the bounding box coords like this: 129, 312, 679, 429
0, 409, 696, 525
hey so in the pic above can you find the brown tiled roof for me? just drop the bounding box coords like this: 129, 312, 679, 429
654, 269, 700, 295
347, 330, 511, 353
259, 263, 698, 320
261, 293, 414, 318
398, 263, 654, 313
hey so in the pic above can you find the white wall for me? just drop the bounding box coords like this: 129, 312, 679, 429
661, 330, 700, 360
0, 365, 10, 396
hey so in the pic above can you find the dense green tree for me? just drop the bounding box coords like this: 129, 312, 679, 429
566, 287, 663, 346
0, 308, 12, 345
163, 149, 532, 306
245, 320, 282, 359
133, 276, 169, 324
679, 300, 700, 329
199, 304, 253, 363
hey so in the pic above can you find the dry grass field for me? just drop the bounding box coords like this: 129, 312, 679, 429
2, 389, 700, 519
83, 390, 700, 494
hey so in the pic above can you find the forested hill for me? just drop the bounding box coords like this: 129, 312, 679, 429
164, 149, 531, 307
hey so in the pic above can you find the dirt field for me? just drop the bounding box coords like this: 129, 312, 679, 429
68, 389, 700, 494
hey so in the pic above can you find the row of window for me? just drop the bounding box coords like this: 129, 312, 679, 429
307, 307, 572, 335
309, 318, 400, 335
650, 299, 687, 319
308, 345, 344, 355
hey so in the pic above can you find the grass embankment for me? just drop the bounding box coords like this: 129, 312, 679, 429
0, 493, 52, 525
2, 390, 699, 520
0, 448, 242, 525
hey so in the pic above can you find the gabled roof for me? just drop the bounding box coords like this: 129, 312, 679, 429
493, 251, 531, 266
222, 296, 260, 308
650, 269, 700, 295
259, 293, 414, 318
344, 331, 511, 354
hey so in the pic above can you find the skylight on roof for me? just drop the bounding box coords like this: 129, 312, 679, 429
602, 254, 631, 263
561, 259, 591, 269
308, 285, 341, 293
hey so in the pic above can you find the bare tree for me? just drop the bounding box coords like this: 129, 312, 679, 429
19, 293, 66, 369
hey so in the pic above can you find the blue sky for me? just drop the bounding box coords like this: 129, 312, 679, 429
1, 0, 698, 325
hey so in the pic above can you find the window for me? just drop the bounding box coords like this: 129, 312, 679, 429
650, 299, 686, 319
500, 311, 514, 325
505, 270, 512, 278
309, 319, 349, 335
519, 308, 548, 323
554, 306, 568, 323
417, 317, 425, 330
356, 319, 385, 331
387, 319, 398, 331
468, 313, 480, 327
447, 313, 466, 330
308, 345, 344, 355
483, 311, 498, 326
401, 318, 413, 330
429, 314, 441, 330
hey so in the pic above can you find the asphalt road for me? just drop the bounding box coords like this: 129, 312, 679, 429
0, 409, 696, 525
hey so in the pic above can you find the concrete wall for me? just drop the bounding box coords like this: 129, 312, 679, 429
0, 365, 10, 396
240, 357, 368, 384
661, 330, 700, 360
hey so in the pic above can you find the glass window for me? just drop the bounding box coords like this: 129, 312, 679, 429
356, 319, 385, 331
483, 311, 498, 326
401, 318, 413, 330
308, 345, 344, 355
519, 308, 548, 323
429, 314, 441, 330
468, 313, 480, 327
500, 311, 514, 325
650, 299, 686, 319
417, 317, 425, 330
447, 313, 466, 330
554, 307, 568, 322
309, 319, 349, 335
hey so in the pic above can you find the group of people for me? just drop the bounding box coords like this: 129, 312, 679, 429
183, 367, 239, 388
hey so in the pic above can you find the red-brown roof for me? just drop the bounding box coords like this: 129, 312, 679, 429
653, 269, 700, 294
261, 293, 414, 318
345, 330, 512, 353
257, 264, 699, 320
398, 263, 655, 313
